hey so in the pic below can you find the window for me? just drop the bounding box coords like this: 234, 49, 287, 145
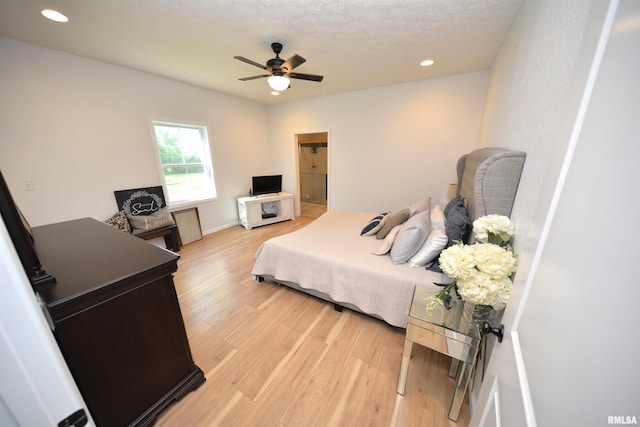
152, 121, 217, 205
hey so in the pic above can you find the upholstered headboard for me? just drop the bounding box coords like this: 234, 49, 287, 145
456, 147, 526, 221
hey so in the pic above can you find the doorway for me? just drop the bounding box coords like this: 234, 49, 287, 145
296, 132, 328, 218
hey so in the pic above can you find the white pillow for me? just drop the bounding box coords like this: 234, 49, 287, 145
371, 225, 401, 255
430, 205, 445, 230
390, 210, 431, 264
408, 227, 448, 267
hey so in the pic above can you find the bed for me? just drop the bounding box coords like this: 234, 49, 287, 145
251, 147, 526, 328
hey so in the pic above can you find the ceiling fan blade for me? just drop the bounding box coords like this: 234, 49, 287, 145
288, 72, 324, 82
281, 55, 306, 73
239, 75, 270, 81
234, 56, 267, 70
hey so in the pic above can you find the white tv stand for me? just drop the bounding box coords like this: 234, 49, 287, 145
237, 192, 294, 230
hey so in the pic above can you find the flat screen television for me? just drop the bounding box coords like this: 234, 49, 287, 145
252, 175, 282, 196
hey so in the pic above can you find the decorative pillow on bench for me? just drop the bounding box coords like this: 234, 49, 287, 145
104, 210, 132, 233
127, 207, 175, 235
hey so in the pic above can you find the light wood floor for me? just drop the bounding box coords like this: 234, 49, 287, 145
155, 214, 470, 427
300, 202, 327, 218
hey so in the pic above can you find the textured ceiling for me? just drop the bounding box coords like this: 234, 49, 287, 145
0, 0, 523, 105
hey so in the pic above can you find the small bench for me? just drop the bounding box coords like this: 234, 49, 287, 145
134, 224, 181, 252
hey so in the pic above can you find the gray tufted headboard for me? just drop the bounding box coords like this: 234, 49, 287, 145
456, 147, 526, 221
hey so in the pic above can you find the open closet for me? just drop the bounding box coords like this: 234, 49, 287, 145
296, 132, 328, 217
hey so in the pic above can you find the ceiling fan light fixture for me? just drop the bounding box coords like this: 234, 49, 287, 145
268, 75, 290, 91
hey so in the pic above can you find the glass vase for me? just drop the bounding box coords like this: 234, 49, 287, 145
459, 301, 499, 338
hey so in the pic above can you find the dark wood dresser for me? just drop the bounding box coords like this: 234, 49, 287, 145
33, 218, 205, 426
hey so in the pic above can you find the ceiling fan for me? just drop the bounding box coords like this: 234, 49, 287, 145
234, 42, 324, 91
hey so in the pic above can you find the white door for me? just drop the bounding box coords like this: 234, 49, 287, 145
0, 221, 94, 426
472, 1, 640, 425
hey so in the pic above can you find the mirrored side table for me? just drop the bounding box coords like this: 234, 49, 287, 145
396, 286, 481, 421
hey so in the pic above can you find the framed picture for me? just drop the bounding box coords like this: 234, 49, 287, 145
171, 208, 202, 245
114, 186, 166, 215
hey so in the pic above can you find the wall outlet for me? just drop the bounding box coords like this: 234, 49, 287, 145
23, 179, 35, 191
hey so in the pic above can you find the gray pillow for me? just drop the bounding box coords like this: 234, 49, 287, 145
127, 207, 175, 234
445, 202, 470, 245
390, 210, 431, 264
376, 208, 410, 239
444, 195, 464, 216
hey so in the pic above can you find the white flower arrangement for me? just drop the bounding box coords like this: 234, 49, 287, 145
432, 215, 517, 310
473, 214, 515, 245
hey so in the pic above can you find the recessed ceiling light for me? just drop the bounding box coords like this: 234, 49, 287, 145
420, 59, 435, 67
271, 91, 280, 96
41, 9, 69, 23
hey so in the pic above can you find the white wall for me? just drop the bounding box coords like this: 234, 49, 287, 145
0, 37, 488, 231
474, 0, 602, 313
477, 0, 595, 242
0, 37, 269, 234
514, 1, 640, 424
471, 0, 618, 415
473, 0, 599, 326
267, 71, 490, 214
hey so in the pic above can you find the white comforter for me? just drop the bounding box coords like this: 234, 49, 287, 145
251, 210, 447, 328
